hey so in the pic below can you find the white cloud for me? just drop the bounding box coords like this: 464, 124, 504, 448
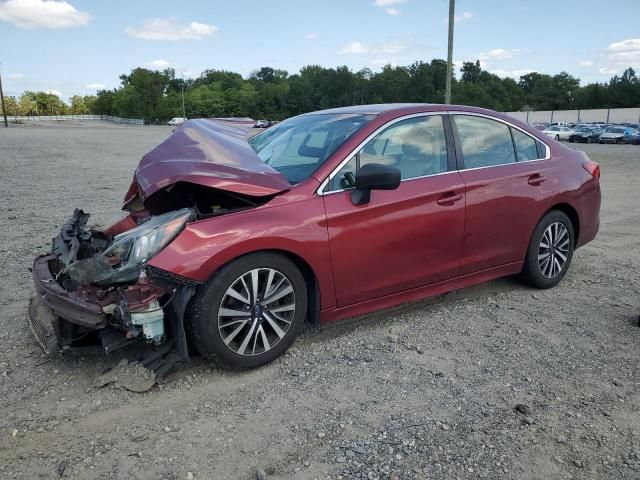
85, 83, 105, 90
478, 48, 520, 61
45, 89, 62, 97
336, 41, 406, 55
605, 38, 640, 66
374, 0, 406, 15
373, 0, 405, 6
0, 0, 91, 29
490, 68, 534, 79
599, 67, 619, 75
607, 38, 640, 53
305, 33, 317, 40
126, 18, 217, 41
451, 11, 473, 24
149, 59, 171, 69
337, 41, 369, 55
7, 73, 24, 79
579, 60, 593, 67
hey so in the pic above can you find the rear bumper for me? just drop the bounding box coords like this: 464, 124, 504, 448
32, 254, 107, 328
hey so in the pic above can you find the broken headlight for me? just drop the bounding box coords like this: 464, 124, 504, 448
102, 208, 192, 282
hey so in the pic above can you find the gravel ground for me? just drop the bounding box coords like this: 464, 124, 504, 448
0, 121, 639, 480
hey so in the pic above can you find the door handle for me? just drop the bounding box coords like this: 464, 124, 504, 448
437, 192, 463, 206
527, 173, 546, 186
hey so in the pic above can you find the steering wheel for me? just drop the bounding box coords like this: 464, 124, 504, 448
343, 171, 356, 188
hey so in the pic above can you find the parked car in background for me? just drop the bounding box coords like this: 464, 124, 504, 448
30, 105, 601, 370
568, 126, 603, 143
599, 126, 639, 144
168, 117, 187, 126
254, 119, 270, 128
542, 125, 572, 141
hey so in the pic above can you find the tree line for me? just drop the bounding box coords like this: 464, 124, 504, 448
3, 60, 640, 122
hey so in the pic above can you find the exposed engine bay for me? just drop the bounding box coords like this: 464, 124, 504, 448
29, 185, 270, 377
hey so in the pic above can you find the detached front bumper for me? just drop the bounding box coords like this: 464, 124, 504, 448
33, 254, 107, 328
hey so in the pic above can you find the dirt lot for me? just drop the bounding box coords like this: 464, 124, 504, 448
0, 121, 639, 480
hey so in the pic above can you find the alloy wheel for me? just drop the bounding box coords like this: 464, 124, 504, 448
217, 268, 296, 356
538, 222, 570, 278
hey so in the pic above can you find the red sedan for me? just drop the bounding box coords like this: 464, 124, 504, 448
31, 104, 601, 372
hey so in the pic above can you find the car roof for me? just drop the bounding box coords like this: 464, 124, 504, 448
303, 103, 505, 117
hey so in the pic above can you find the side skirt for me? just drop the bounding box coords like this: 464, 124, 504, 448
319, 261, 523, 324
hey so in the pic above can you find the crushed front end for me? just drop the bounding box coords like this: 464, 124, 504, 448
29, 207, 198, 375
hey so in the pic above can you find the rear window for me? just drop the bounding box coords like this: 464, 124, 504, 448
511, 128, 539, 162
454, 115, 516, 168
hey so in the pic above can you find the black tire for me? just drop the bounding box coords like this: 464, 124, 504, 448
188, 252, 308, 369
555, 134, 560, 141
587, 137, 592, 144
520, 210, 575, 289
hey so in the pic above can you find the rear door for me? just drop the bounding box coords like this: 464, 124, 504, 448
451, 114, 553, 274
322, 114, 466, 307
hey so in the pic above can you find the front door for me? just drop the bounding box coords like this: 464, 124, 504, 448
322, 114, 466, 307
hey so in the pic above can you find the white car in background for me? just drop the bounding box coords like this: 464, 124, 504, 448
542, 125, 572, 141
168, 117, 187, 126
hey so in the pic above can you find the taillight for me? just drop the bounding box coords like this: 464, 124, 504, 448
582, 161, 600, 180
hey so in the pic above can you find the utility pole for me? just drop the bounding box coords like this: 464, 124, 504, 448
445, 0, 455, 104
0, 64, 8, 127
181, 72, 186, 119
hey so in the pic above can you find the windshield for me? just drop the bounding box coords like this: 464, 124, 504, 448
249, 113, 374, 184
574, 126, 591, 132
606, 127, 625, 134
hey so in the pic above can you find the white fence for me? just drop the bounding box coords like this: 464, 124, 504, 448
506, 108, 640, 124
6, 114, 145, 125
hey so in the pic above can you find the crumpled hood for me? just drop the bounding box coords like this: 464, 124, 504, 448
134, 119, 290, 200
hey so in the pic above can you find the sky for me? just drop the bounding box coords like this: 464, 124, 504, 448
1, 0, 639, 100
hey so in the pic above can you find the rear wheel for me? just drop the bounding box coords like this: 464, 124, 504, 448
188, 252, 308, 369
555, 134, 560, 141
520, 210, 575, 289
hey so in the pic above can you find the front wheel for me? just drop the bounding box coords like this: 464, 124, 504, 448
520, 210, 575, 289
188, 252, 308, 369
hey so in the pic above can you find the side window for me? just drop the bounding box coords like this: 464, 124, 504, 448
511, 128, 540, 162
454, 115, 516, 169
326, 115, 448, 191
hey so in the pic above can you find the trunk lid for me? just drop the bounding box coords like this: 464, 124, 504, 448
133, 119, 290, 201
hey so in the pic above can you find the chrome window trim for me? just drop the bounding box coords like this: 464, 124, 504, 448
449, 111, 551, 163
316, 110, 551, 196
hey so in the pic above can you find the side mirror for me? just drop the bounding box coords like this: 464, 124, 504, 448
350, 163, 401, 206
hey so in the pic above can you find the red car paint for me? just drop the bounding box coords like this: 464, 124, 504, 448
146, 104, 600, 324
134, 119, 291, 199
